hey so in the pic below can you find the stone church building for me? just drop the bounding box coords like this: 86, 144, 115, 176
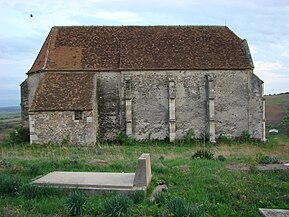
21, 26, 266, 145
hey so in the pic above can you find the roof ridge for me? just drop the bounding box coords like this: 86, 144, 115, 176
27, 28, 54, 73
42, 28, 54, 70
52, 25, 227, 28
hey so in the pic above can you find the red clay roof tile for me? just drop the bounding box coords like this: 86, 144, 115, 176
28, 26, 251, 73
30, 73, 94, 112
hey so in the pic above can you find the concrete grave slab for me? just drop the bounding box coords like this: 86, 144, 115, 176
259, 208, 289, 217
32, 153, 152, 194
33, 172, 135, 189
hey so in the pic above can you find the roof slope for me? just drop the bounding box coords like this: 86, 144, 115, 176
30, 73, 94, 112
29, 26, 252, 73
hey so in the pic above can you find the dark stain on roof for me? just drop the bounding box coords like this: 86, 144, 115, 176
30, 73, 94, 112
29, 26, 252, 73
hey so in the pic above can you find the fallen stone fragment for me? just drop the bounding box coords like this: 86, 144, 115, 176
150, 181, 168, 202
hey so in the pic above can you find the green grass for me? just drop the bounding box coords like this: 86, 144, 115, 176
0, 112, 20, 120
265, 93, 289, 105
265, 93, 289, 127
0, 136, 289, 216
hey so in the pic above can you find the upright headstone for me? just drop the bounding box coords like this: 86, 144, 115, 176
133, 153, 152, 187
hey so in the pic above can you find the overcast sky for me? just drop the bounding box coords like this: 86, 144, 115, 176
0, 0, 288, 106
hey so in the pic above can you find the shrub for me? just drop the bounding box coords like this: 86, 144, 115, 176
130, 190, 145, 204
192, 150, 214, 160
102, 194, 133, 217
240, 131, 250, 142
65, 189, 86, 216
0, 174, 22, 195
164, 197, 200, 217
114, 132, 135, 146
200, 131, 210, 143
217, 134, 232, 143
261, 156, 279, 164
256, 153, 279, 164
96, 132, 105, 144
0, 159, 10, 168
183, 129, 196, 144
9, 126, 29, 143
61, 134, 71, 146
247, 156, 257, 172
217, 155, 226, 161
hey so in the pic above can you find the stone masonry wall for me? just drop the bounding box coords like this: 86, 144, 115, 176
27, 69, 264, 144
173, 71, 208, 139
214, 70, 250, 138
27, 72, 45, 107
29, 111, 96, 145
20, 79, 29, 128
96, 72, 121, 140
127, 71, 169, 140
248, 73, 264, 140
21, 72, 45, 130
117, 70, 259, 140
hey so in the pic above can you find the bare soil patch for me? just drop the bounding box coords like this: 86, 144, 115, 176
226, 162, 289, 171
177, 165, 190, 172
88, 159, 109, 166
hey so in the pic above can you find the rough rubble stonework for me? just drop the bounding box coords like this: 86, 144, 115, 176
29, 111, 96, 145
21, 26, 265, 145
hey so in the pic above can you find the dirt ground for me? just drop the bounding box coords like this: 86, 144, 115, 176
226, 162, 289, 171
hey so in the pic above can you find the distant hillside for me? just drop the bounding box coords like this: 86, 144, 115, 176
265, 93, 289, 127
0, 106, 21, 140
0, 106, 20, 114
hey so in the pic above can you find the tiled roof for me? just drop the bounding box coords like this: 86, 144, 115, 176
30, 73, 94, 112
29, 26, 252, 73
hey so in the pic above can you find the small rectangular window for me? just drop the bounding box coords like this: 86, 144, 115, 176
74, 111, 83, 120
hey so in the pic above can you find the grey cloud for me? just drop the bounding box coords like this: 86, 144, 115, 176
0, 0, 288, 106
